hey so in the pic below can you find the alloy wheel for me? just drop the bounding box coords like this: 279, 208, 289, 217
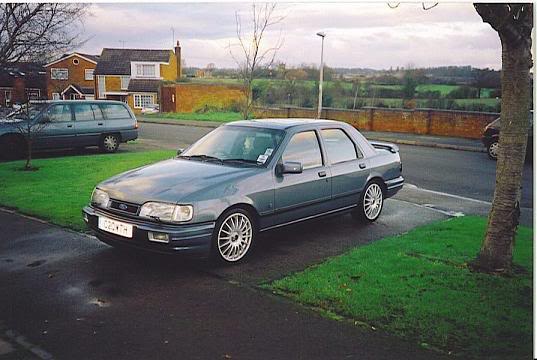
488, 141, 499, 160
363, 183, 383, 220
217, 212, 253, 262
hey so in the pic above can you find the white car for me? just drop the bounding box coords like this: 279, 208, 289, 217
141, 104, 159, 114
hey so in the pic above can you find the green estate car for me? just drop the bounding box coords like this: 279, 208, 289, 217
0, 100, 138, 159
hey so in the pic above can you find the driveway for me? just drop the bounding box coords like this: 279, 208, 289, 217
0, 200, 447, 359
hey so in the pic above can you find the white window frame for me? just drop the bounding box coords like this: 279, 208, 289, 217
85, 69, 94, 81
133, 93, 155, 109
52, 92, 60, 100
120, 76, 130, 90
97, 75, 106, 99
130, 62, 161, 79
50, 68, 68, 80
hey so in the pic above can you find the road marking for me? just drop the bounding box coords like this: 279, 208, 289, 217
397, 200, 466, 217
404, 184, 492, 205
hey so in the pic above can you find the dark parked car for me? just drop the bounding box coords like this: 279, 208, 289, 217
0, 100, 138, 159
83, 119, 404, 263
482, 112, 533, 160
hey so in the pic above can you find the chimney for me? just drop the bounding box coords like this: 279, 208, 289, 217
174, 40, 182, 79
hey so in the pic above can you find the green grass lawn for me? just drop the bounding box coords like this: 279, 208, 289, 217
269, 216, 532, 359
0, 150, 174, 231
145, 111, 243, 122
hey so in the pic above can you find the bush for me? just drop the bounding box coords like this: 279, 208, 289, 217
447, 85, 479, 99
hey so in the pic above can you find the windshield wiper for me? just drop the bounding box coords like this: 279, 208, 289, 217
179, 154, 223, 164
222, 158, 260, 166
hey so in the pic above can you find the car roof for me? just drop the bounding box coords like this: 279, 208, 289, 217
30, 100, 126, 105
226, 118, 343, 130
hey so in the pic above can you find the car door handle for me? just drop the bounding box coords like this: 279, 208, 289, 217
97, 122, 104, 126
67, 124, 73, 128
318, 171, 327, 178
359, 163, 366, 169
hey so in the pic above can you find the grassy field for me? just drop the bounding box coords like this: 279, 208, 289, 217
145, 111, 243, 122
269, 216, 532, 359
0, 150, 174, 231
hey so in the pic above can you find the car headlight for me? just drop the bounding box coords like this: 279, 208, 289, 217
91, 188, 109, 208
139, 202, 193, 222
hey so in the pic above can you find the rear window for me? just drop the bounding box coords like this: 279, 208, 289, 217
100, 104, 131, 120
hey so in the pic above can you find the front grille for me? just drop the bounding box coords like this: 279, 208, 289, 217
109, 199, 140, 215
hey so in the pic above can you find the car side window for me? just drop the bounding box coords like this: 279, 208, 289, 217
46, 104, 71, 122
101, 104, 131, 120
73, 104, 94, 121
282, 131, 323, 170
91, 104, 104, 121
321, 128, 361, 164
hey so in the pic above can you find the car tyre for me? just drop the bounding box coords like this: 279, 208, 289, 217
100, 134, 120, 153
352, 180, 385, 223
211, 207, 257, 264
0, 135, 26, 160
487, 140, 499, 160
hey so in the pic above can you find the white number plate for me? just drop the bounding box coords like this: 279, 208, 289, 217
98, 216, 133, 238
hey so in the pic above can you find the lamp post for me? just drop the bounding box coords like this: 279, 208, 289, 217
316, 32, 326, 119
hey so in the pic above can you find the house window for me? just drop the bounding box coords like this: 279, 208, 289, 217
85, 69, 94, 81
135, 64, 156, 78
133, 94, 155, 108
5, 90, 11, 106
97, 76, 106, 98
70, 94, 78, 100
51, 68, 68, 80
52, 93, 60, 100
26, 90, 40, 100
72, 58, 79, 65
120, 76, 130, 90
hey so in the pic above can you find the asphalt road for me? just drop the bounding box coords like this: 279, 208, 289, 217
139, 122, 534, 209
0, 204, 447, 360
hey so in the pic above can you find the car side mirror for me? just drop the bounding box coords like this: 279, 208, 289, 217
176, 148, 184, 156
276, 161, 303, 176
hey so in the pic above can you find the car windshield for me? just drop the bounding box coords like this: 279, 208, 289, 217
6, 103, 46, 119
181, 125, 285, 166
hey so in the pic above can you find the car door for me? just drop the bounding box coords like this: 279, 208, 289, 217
320, 128, 370, 209
34, 104, 75, 149
273, 130, 331, 223
73, 103, 103, 146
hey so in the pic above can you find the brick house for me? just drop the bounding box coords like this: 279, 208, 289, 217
0, 63, 46, 107
94, 42, 181, 113
44, 52, 99, 100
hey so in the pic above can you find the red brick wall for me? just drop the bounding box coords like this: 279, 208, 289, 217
252, 106, 499, 139
161, 83, 246, 113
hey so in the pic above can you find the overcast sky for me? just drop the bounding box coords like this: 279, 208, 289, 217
78, 2, 502, 70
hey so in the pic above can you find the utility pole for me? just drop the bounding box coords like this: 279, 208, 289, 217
118, 40, 126, 48
316, 32, 326, 119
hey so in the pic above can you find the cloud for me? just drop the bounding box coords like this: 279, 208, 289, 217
77, 2, 501, 69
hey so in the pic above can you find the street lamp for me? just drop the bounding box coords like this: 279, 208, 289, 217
316, 32, 326, 119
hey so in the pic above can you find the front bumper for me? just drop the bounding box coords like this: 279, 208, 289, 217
83, 206, 214, 256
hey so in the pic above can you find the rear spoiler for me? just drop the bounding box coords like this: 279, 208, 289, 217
369, 141, 399, 153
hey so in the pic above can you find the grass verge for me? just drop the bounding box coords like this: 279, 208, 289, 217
268, 216, 532, 359
145, 111, 243, 123
0, 150, 174, 231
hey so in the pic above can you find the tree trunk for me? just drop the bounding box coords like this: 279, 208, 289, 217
474, 32, 532, 272
25, 137, 32, 170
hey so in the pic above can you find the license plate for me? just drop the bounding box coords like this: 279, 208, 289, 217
98, 216, 133, 238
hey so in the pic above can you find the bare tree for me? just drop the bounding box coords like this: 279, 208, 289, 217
229, 3, 284, 119
5, 102, 49, 170
0, 3, 88, 66
471, 3, 533, 273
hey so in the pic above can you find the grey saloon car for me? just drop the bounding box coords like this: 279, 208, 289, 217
83, 119, 404, 263
0, 100, 138, 159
